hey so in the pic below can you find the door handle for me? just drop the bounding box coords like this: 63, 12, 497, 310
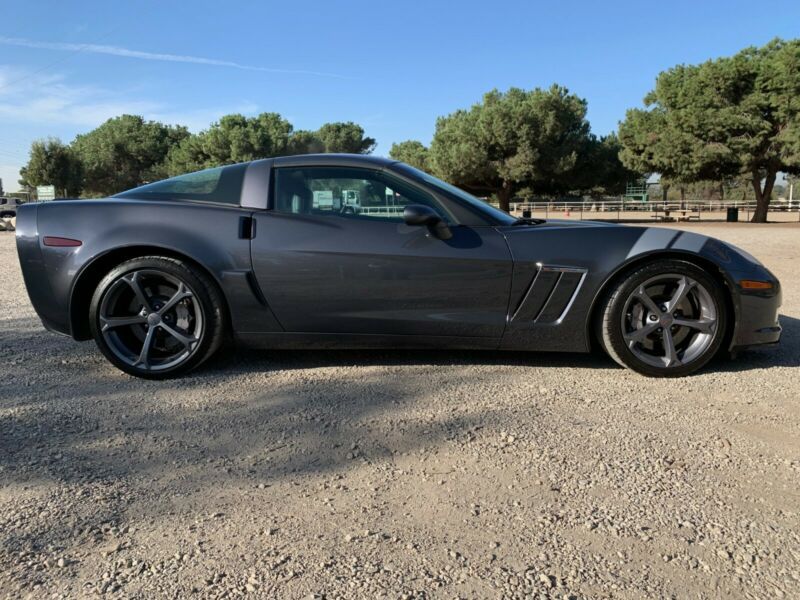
239, 216, 255, 239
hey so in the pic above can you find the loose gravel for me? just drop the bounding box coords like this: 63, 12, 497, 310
0, 223, 798, 599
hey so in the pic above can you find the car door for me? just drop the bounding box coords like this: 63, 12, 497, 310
250, 166, 513, 339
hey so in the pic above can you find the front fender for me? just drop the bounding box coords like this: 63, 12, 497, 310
499, 223, 779, 353
587, 227, 780, 352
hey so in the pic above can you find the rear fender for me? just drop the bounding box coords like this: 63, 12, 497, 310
32, 200, 280, 338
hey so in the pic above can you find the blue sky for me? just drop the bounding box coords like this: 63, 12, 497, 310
1, 0, 798, 191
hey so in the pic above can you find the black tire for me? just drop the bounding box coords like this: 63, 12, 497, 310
89, 256, 226, 379
597, 259, 728, 377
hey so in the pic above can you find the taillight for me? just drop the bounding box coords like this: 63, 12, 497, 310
43, 236, 82, 247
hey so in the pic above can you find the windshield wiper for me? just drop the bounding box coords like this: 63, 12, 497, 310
511, 217, 547, 226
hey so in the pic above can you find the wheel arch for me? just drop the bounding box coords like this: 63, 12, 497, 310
585, 250, 739, 354
70, 245, 232, 341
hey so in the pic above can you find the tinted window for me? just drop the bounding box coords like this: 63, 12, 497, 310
393, 163, 516, 225
273, 167, 449, 222
114, 163, 248, 205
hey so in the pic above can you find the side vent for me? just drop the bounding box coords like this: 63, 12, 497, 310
511, 265, 587, 324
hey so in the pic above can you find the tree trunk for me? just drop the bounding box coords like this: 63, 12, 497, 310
719, 182, 724, 203
496, 184, 513, 213
751, 169, 776, 223
680, 187, 686, 210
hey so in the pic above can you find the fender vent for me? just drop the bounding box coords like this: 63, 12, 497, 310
511, 265, 587, 324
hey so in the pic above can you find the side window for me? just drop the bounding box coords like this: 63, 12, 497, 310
114, 164, 247, 205
273, 167, 449, 222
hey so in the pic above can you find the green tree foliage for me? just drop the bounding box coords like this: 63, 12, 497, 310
164, 113, 293, 176
572, 133, 638, 195
314, 122, 375, 154
19, 138, 83, 197
165, 116, 375, 175
288, 130, 326, 155
619, 38, 800, 222
71, 115, 189, 196
429, 86, 594, 211
18, 113, 377, 197
389, 140, 430, 171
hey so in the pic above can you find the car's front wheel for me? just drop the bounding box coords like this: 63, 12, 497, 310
598, 260, 728, 377
89, 256, 225, 379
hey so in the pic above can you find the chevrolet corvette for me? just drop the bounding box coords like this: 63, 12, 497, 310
15, 154, 781, 378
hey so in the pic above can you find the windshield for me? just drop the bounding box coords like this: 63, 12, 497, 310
394, 164, 516, 225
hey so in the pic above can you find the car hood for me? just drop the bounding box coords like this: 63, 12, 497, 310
498, 219, 774, 283
530, 218, 620, 229
497, 218, 622, 232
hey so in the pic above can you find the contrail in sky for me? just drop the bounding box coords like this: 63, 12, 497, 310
0, 35, 345, 78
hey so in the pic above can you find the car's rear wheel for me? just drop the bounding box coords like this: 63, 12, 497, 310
89, 256, 225, 379
598, 260, 728, 377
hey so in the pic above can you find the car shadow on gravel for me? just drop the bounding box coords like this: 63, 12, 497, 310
0, 343, 514, 487
0, 361, 504, 581
204, 346, 613, 375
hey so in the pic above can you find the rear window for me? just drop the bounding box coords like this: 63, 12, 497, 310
114, 163, 247, 205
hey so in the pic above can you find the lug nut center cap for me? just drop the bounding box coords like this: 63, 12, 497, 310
659, 315, 673, 327
147, 313, 162, 327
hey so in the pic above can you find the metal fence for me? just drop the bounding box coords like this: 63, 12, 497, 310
508, 199, 800, 222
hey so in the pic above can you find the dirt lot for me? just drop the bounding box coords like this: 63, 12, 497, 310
0, 223, 798, 599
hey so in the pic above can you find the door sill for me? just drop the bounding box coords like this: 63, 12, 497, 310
235, 331, 501, 350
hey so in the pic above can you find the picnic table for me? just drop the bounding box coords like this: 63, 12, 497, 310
651, 208, 699, 222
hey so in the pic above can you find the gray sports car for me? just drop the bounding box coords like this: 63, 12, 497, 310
15, 154, 781, 378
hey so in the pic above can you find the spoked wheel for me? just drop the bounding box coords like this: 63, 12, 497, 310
90, 257, 225, 378
599, 260, 728, 377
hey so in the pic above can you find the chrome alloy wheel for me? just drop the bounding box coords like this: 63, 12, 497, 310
621, 274, 718, 369
98, 269, 203, 372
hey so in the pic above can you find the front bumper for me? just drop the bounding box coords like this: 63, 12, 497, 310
731, 283, 782, 350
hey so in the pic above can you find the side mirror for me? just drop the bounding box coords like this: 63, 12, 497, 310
403, 204, 452, 240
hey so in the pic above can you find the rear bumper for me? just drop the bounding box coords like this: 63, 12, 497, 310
15, 203, 73, 337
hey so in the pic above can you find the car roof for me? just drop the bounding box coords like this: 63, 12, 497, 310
268, 153, 397, 169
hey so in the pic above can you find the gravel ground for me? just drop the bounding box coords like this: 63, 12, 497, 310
0, 223, 798, 599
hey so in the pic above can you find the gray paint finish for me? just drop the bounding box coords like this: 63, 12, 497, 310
14, 154, 781, 358
250, 212, 512, 337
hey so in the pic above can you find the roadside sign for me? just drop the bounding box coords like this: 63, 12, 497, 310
36, 185, 56, 201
